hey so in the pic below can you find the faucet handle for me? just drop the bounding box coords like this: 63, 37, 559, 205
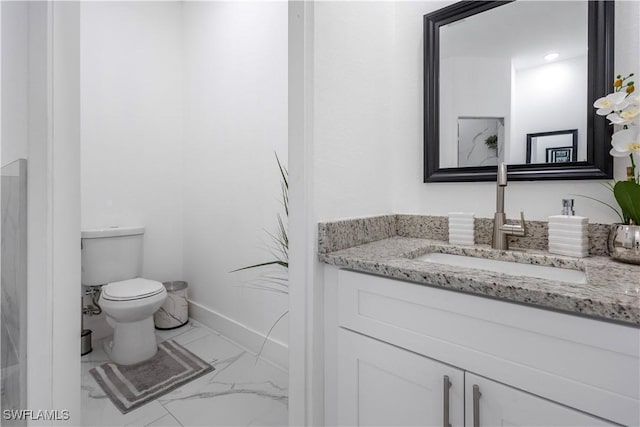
500, 210, 526, 237
513, 210, 527, 237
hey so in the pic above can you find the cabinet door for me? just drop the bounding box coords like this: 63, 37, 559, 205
338, 328, 464, 426
464, 373, 615, 427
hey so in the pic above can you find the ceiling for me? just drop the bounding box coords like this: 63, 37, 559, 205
439, 1, 588, 70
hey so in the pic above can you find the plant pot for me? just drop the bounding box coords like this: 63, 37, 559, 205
608, 223, 640, 264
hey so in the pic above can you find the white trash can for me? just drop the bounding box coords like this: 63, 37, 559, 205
154, 281, 189, 330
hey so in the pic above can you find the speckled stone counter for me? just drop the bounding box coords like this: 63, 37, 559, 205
318, 216, 640, 326
319, 214, 611, 256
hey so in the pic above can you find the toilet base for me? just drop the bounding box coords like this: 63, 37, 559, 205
104, 316, 158, 365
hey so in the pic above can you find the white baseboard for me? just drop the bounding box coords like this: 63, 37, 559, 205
188, 300, 288, 370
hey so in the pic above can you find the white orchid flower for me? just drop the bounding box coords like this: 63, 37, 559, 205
606, 112, 627, 125
621, 106, 640, 120
610, 128, 640, 157
626, 94, 640, 106
607, 105, 640, 126
594, 92, 629, 115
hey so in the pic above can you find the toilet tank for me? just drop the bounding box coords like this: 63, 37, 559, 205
81, 226, 145, 286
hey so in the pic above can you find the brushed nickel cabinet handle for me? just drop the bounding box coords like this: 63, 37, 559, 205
473, 384, 482, 427
443, 375, 451, 427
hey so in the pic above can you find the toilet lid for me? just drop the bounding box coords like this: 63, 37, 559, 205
102, 278, 165, 301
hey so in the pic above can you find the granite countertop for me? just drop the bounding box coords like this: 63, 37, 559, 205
319, 236, 640, 326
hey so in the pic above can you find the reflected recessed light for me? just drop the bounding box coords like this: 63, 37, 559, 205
544, 52, 559, 61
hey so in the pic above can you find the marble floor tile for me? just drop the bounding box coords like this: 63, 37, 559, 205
179, 331, 246, 364
145, 413, 182, 427
156, 321, 212, 346
247, 404, 290, 427
81, 339, 169, 427
81, 320, 288, 427
158, 351, 287, 427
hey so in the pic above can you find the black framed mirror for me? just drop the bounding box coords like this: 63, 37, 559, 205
424, 1, 614, 182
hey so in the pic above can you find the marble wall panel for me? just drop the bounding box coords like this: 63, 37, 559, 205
1, 159, 27, 422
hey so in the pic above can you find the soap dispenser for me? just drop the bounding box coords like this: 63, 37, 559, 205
548, 199, 589, 257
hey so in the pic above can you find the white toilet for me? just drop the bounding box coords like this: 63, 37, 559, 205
81, 226, 167, 365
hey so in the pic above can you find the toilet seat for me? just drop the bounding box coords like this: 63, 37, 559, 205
102, 278, 165, 301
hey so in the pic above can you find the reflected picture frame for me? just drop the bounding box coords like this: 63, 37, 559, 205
547, 147, 574, 163
526, 129, 578, 164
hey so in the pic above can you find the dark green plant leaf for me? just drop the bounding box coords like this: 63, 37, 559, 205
571, 193, 624, 223
614, 181, 640, 225
230, 260, 288, 273
255, 310, 288, 364
275, 152, 288, 190
231, 151, 288, 278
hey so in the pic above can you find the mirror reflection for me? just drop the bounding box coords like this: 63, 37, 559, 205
526, 129, 578, 164
457, 117, 504, 167
438, 1, 588, 168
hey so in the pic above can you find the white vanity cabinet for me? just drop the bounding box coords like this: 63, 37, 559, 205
337, 330, 614, 427
338, 328, 464, 426
323, 266, 640, 427
464, 373, 613, 427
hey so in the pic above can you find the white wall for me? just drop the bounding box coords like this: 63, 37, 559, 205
313, 1, 396, 221
511, 56, 587, 164
80, 2, 184, 283
1, 1, 28, 167
310, 1, 638, 224
51, 3, 82, 421
440, 56, 511, 167
182, 1, 289, 361
25, 2, 56, 420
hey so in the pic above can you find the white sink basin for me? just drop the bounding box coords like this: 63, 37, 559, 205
415, 253, 587, 284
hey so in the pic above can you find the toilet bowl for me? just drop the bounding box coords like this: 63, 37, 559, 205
82, 226, 168, 366
99, 278, 167, 365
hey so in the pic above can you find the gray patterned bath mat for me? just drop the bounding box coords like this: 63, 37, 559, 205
90, 339, 214, 414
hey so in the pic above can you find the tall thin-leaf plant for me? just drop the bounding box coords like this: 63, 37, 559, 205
231, 152, 288, 358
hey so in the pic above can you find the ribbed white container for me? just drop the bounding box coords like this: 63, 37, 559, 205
448, 212, 475, 245
548, 215, 589, 257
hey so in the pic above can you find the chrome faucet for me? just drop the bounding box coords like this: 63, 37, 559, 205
492, 163, 526, 250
